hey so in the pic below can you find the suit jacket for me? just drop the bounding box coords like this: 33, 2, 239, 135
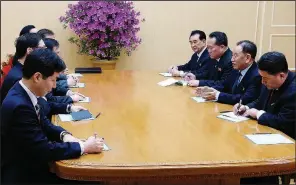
247, 71, 296, 139
199, 48, 233, 87
53, 79, 69, 96
1, 82, 81, 183
212, 62, 262, 105
1, 62, 23, 103
177, 49, 215, 79
0, 61, 73, 107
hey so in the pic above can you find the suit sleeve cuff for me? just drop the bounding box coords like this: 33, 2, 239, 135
78, 141, 85, 155
256, 110, 266, 120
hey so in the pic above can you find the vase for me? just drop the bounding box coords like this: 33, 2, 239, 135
91, 58, 118, 70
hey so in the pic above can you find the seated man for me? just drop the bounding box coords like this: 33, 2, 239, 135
234, 51, 296, 139
186, 31, 233, 87
1, 33, 83, 103
1, 49, 104, 184
43, 38, 80, 96
37, 28, 55, 39
168, 30, 215, 78
195, 40, 262, 105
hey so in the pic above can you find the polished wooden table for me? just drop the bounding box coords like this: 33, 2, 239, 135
53, 71, 295, 185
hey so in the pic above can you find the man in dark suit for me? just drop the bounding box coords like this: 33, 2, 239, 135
168, 30, 215, 79
1, 49, 104, 184
196, 40, 262, 105
234, 51, 296, 139
233, 51, 295, 185
1, 33, 85, 116
187, 31, 233, 87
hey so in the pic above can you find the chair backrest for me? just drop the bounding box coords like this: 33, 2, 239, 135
0, 54, 14, 87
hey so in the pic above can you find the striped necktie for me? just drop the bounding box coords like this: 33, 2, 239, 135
35, 104, 40, 121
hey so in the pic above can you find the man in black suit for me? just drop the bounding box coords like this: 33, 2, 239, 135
168, 30, 215, 79
1, 49, 104, 184
187, 31, 233, 87
234, 51, 296, 139
196, 40, 262, 105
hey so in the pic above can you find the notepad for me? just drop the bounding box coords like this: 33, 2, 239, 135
217, 112, 249, 123
159, 72, 173, 77
157, 78, 178, 87
58, 114, 73, 122
191, 96, 217, 103
175, 80, 188, 86
71, 110, 93, 121
79, 97, 90, 103
245, 134, 294, 145
70, 83, 85, 88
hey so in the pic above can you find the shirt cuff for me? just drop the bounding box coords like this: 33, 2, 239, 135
78, 141, 85, 155
66, 90, 72, 96
215, 91, 220, 100
256, 110, 266, 120
179, 71, 185, 77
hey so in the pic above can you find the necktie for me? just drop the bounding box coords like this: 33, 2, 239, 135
35, 104, 40, 121
232, 72, 242, 93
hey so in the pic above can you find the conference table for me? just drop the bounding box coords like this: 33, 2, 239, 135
53, 70, 295, 185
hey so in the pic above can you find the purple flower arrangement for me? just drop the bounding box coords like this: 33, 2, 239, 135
59, 1, 144, 60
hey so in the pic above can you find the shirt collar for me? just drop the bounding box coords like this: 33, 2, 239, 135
19, 80, 38, 107
197, 46, 207, 58
216, 58, 220, 62
239, 63, 253, 76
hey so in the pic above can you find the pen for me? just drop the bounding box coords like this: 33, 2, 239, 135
220, 111, 232, 113
95, 112, 101, 118
236, 99, 242, 115
94, 133, 97, 138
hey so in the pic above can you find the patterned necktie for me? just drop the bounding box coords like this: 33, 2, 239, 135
232, 72, 242, 93
35, 104, 40, 121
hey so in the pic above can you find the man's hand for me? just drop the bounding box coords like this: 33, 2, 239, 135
184, 73, 196, 81
67, 76, 77, 86
71, 105, 87, 112
233, 103, 248, 115
188, 80, 199, 87
244, 108, 259, 119
171, 68, 181, 77
70, 94, 85, 102
83, 135, 104, 154
202, 89, 218, 101
168, 65, 177, 73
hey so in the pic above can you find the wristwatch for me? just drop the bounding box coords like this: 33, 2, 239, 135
66, 104, 72, 113
61, 131, 72, 141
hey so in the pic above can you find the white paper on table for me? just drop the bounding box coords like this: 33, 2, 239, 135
217, 112, 249, 123
58, 114, 73, 122
70, 83, 85, 88
191, 96, 217, 103
157, 78, 178, 87
245, 134, 294, 145
103, 143, 111, 151
159, 72, 173, 77
79, 97, 91, 103
69, 73, 83, 77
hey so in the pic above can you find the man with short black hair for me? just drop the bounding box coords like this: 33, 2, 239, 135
37, 28, 55, 39
196, 40, 261, 105
1, 49, 104, 184
234, 51, 296, 140
168, 30, 215, 78
187, 31, 233, 87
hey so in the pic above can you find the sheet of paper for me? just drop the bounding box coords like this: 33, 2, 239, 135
70, 83, 85, 88
245, 134, 294, 145
103, 143, 111, 151
157, 78, 178, 87
69, 73, 83, 77
58, 114, 73, 122
191, 96, 217, 103
159, 72, 173, 77
79, 97, 90, 103
217, 112, 249, 123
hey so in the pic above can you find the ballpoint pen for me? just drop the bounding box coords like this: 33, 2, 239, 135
236, 99, 242, 115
